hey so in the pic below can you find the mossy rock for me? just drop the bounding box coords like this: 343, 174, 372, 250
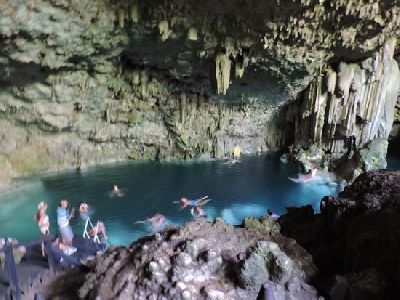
212, 217, 234, 232
240, 241, 293, 287
129, 144, 159, 160
243, 216, 280, 233
6, 146, 50, 174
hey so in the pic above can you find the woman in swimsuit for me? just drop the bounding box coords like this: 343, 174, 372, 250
34, 201, 50, 257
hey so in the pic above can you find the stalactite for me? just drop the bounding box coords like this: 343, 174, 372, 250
215, 53, 231, 95
288, 39, 400, 166
187, 27, 197, 41
117, 9, 125, 28
180, 92, 186, 123
158, 21, 172, 41
130, 1, 139, 23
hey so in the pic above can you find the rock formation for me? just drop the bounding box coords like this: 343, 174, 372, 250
25, 216, 319, 299
0, 0, 400, 187
282, 39, 400, 179
280, 169, 400, 299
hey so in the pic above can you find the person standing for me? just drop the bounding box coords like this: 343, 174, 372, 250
34, 201, 50, 257
57, 200, 76, 253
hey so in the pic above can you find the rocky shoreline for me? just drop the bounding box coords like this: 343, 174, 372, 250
19, 169, 399, 300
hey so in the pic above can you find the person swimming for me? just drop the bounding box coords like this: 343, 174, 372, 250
135, 213, 166, 230
79, 201, 91, 222
177, 196, 211, 210
288, 168, 319, 184
108, 185, 125, 198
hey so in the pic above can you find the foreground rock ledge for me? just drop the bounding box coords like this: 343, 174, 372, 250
27, 217, 318, 300
280, 169, 400, 300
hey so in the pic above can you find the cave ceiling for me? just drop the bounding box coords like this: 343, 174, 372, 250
0, 0, 399, 105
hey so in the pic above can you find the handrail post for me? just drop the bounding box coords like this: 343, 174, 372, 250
4, 238, 21, 300
44, 237, 56, 275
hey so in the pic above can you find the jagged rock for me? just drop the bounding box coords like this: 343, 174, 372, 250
280, 169, 400, 298
28, 218, 319, 299
321, 269, 386, 300
243, 215, 280, 233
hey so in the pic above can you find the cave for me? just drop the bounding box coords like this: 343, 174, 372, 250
0, 1, 400, 299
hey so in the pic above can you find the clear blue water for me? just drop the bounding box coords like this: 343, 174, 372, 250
0, 153, 357, 245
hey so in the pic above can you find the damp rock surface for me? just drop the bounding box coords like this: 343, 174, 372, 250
280, 169, 400, 299
1, 1, 400, 187
30, 216, 319, 300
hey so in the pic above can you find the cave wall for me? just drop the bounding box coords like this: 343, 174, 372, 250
0, 65, 276, 186
1, 0, 400, 187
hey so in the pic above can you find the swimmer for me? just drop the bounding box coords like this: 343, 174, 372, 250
175, 196, 211, 210
135, 213, 166, 230
108, 184, 125, 198
79, 201, 90, 222
267, 208, 279, 220
221, 156, 240, 165
288, 168, 319, 184
79, 201, 89, 213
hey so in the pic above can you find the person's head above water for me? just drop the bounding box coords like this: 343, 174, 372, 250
267, 208, 273, 216
113, 185, 119, 192
79, 201, 88, 211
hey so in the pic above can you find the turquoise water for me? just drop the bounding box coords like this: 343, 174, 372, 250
0, 154, 343, 245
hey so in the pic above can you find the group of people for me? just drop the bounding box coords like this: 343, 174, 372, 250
35, 182, 278, 255
34, 197, 108, 258
34, 199, 77, 257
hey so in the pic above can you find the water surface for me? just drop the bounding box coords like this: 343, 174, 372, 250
0, 153, 341, 245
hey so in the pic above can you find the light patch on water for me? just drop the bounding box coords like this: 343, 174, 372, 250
221, 203, 267, 225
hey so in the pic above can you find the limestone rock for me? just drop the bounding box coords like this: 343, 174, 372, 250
28, 217, 319, 299
280, 169, 400, 298
241, 241, 294, 287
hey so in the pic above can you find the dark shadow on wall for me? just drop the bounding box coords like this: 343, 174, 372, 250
0, 59, 79, 88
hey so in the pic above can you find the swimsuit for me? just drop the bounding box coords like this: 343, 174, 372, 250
190, 199, 198, 206
39, 215, 50, 233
